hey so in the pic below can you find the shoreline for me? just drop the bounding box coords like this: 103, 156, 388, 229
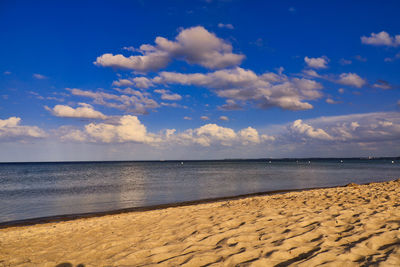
0, 185, 329, 229
0, 181, 373, 229
1, 179, 399, 266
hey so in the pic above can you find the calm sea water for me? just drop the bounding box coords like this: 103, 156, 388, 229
0, 159, 399, 223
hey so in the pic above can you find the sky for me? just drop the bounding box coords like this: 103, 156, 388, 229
0, 0, 399, 161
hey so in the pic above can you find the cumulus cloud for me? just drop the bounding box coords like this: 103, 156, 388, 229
287, 112, 400, 144
168, 124, 274, 147
218, 23, 234, 29
112, 79, 134, 87
200, 116, 210, 121
192, 124, 236, 146
290, 119, 334, 140
218, 99, 243, 111
337, 73, 366, 88
219, 116, 229, 121
84, 115, 158, 143
45, 103, 108, 119
94, 26, 244, 72
0, 117, 46, 141
154, 89, 182, 100
304, 56, 329, 69
302, 69, 321, 78
33, 73, 47, 79
154, 67, 323, 111
302, 70, 368, 89
69, 88, 159, 115
112, 77, 154, 88
58, 115, 274, 148
361, 31, 400, 47
238, 127, 274, 144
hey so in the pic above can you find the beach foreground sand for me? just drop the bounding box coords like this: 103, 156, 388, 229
1, 180, 400, 266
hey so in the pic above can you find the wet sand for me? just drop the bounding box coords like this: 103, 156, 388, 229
1, 179, 399, 266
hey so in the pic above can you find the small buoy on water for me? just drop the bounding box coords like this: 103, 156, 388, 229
181, 162, 184, 165
308, 161, 311, 164
392, 161, 394, 164
340, 160, 343, 163
269, 161, 272, 163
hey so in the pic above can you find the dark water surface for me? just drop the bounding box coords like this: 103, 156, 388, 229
0, 159, 399, 223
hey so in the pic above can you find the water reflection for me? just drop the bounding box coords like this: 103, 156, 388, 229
0, 160, 399, 222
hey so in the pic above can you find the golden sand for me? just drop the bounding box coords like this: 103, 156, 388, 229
1, 180, 400, 266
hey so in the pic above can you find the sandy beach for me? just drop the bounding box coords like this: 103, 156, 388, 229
1, 179, 399, 267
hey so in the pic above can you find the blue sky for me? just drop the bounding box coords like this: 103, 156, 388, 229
0, 0, 399, 161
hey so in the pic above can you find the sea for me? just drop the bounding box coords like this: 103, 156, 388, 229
0, 158, 399, 224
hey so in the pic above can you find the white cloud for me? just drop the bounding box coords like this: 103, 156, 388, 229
58, 127, 87, 142
57, 115, 274, 148
112, 77, 154, 88
33, 73, 47, 79
325, 98, 341, 104
3, 71, 11, 75
338, 88, 345, 94
94, 51, 170, 72
238, 127, 261, 144
287, 112, 400, 144
337, 73, 366, 88
112, 79, 134, 87
169, 124, 274, 147
122, 46, 137, 52
69, 88, 159, 115
45, 103, 108, 119
219, 116, 229, 121
304, 56, 329, 69
94, 26, 244, 72
384, 52, 400, 62
160, 102, 182, 108
132, 77, 154, 88
372, 80, 393, 90
154, 89, 182, 100
0, 117, 46, 140
290, 119, 334, 140
200, 116, 210, 121
154, 67, 323, 111
183, 116, 192, 120
218, 23, 234, 29
361, 31, 400, 47
85, 115, 158, 144
192, 124, 236, 146
218, 99, 243, 110
302, 70, 368, 89
302, 69, 321, 78
53, 111, 400, 157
